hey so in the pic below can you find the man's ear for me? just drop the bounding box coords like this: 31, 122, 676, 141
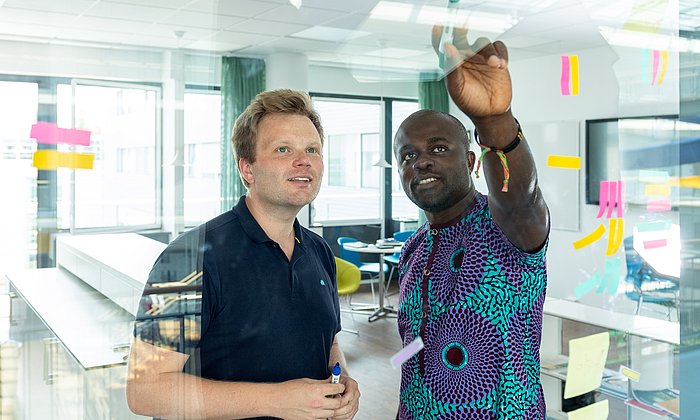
238, 158, 254, 185
467, 150, 476, 173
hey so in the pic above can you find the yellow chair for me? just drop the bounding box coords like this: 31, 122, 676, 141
335, 257, 361, 334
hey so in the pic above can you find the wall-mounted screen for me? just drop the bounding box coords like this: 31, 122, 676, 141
586, 116, 700, 207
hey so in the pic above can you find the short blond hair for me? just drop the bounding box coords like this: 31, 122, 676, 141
231, 89, 323, 186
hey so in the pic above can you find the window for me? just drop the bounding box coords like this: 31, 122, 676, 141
312, 98, 383, 223
184, 89, 221, 225
56, 81, 159, 230
0, 81, 39, 269
391, 100, 420, 220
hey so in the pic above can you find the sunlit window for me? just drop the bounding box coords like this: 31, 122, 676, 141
184, 90, 221, 225
312, 98, 382, 223
57, 83, 159, 229
0, 81, 38, 269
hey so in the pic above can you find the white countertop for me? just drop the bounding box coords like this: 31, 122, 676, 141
57, 233, 166, 289
7, 268, 136, 369
543, 297, 679, 345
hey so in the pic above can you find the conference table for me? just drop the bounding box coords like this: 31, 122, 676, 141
342, 241, 403, 323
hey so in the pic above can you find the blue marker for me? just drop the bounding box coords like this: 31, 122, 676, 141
331, 362, 341, 384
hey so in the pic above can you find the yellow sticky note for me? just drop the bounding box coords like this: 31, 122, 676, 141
570, 55, 579, 96
568, 400, 609, 420
644, 183, 671, 197
547, 155, 581, 169
32, 150, 94, 170
619, 365, 640, 382
564, 332, 610, 399
573, 224, 605, 250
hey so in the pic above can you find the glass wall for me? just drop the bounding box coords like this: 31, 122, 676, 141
0, 0, 697, 418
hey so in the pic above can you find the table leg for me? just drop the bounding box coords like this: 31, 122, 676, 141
368, 254, 397, 323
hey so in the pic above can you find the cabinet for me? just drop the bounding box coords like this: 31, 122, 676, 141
7, 270, 148, 420
540, 297, 679, 419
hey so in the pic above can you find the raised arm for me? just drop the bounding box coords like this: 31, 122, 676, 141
127, 338, 345, 419
432, 26, 549, 252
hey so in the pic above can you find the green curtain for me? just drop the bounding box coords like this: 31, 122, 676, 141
418, 72, 449, 113
416, 72, 449, 224
220, 56, 265, 212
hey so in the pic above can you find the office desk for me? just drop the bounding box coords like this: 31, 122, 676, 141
342, 242, 403, 323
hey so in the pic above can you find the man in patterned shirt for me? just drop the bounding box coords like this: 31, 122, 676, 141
392, 28, 550, 419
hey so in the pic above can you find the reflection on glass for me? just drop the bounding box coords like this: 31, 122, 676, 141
312, 99, 382, 222
0, 81, 38, 270
184, 91, 222, 226
56, 83, 158, 229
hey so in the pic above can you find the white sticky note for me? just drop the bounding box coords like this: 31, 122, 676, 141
390, 336, 424, 368
564, 332, 610, 399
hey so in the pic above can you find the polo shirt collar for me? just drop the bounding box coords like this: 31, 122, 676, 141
233, 196, 306, 247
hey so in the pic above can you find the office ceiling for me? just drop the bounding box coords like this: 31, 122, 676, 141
0, 0, 697, 74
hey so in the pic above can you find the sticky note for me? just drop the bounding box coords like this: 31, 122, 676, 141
644, 239, 668, 249
547, 155, 581, 169
32, 150, 94, 170
604, 257, 622, 295
645, 184, 671, 197
561, 55, 571, 96
30, 122, 91, 146
642, 49, 651, 85
674, 176, 700, 189
390, 336, 424, 368
564, 332, 610, 399
597, 181, 623, 219
574, 273, 602, 299
658, 50, 668, 85
647, 199, 672, 212
636, 220, 671, 233
619, 365, 640, 382
570, 55, 579, 96
605, 218, 624, 256
652, 49, 660, 85
567, 400, 609, 420
639, 170, 669, 184
573, 224, 606, 250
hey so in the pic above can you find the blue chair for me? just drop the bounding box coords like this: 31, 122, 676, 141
337, 237, 388, 303
623, 236, 679, 319
383, 230, 414, 299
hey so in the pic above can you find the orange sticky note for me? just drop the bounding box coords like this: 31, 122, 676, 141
32, 150, 94, 170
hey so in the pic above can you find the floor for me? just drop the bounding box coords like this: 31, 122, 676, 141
336, 283, 403, 419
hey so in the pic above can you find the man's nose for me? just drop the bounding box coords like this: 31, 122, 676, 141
293, 151, 311, 167
413, 155, 433, 171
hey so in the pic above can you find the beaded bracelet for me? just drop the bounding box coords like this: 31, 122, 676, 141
473, 119, 523, 192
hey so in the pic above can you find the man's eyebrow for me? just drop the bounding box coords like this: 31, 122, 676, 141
426, 136, 448, 144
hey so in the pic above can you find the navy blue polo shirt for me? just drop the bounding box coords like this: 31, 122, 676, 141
135, 196, 340, 387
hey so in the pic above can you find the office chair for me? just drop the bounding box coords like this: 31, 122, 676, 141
383, 230, 414, 302
335, 257, 361, 335
337, 236, 387, 304
623, 236, 679, 320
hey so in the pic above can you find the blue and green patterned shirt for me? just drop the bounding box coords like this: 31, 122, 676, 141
397, 192, 548, 419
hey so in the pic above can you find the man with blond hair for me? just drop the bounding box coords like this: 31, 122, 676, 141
127, 89, 360, 420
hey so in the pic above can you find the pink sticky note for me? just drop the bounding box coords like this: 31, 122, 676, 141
390, 336, 424, 368
617, 180, 624, 218
647, 199, 672, 212
606, 181, 618, 219
560, 56, 571, 96
652, 50, 660, 85
30, 122, 91, 146
643, 239, 668, 249
597, 180, 610, 218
